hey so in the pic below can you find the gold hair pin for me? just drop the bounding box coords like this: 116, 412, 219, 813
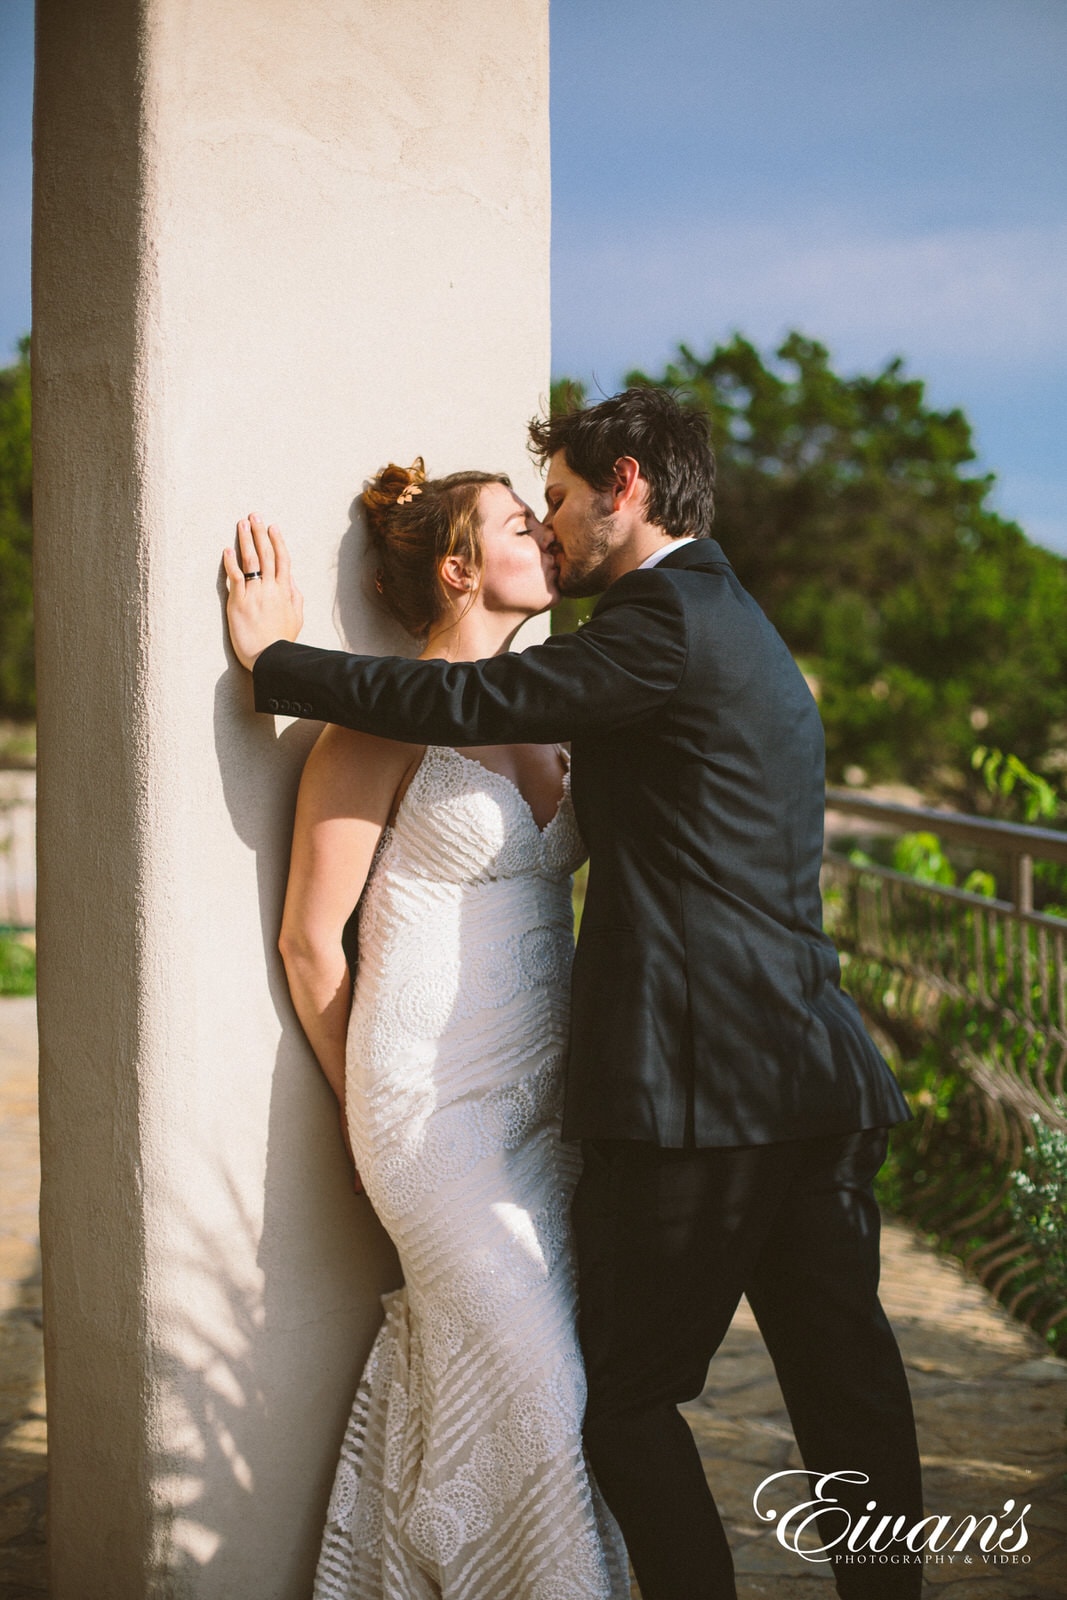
396, 483, 423, 506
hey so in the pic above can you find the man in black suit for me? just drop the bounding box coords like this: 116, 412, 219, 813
225, 388, 923, 1598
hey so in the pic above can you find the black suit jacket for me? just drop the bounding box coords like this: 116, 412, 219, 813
255, 538, 909, 1146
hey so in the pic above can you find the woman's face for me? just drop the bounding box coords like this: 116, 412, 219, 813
472, 481, 559, 618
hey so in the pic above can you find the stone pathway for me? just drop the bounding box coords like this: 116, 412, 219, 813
681, 1232, 1067, 1600
1, 999, 1064, 1599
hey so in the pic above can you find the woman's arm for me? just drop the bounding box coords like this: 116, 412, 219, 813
278, 724, 420, 1180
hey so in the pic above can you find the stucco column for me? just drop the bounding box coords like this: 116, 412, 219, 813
32, 1, 549, 1594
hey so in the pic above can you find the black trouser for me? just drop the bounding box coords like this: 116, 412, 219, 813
572, 1129, 923, 1600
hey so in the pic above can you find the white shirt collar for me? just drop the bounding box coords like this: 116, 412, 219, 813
637, 535, 700, 571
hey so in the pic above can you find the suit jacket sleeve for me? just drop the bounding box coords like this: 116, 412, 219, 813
252, 568, 689, 745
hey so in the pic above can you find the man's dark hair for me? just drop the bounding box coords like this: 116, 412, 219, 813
528, 385, 715, 539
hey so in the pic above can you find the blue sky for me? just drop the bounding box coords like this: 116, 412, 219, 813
551, 0, 1067, 550
0, 0, 32, 367
3, 0, 1065, 546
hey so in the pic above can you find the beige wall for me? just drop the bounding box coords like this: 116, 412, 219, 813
32, 1, 550, 1594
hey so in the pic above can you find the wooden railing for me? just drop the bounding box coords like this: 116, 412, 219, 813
826, 789, 1067, 913
823, 790, 1067, 1344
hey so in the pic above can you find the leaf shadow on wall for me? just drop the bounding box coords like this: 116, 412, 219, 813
192, 565, 402, 1589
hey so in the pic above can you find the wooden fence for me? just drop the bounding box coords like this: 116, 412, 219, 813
824, 790, 1067, 1344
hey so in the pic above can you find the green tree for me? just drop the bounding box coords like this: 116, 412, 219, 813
586, 333, 1067, 800
0, 337, 33, 717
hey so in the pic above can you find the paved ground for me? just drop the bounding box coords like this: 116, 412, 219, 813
0, 999, 45, 1600
680, 1238, 1067, 1600
1, 998, 1064, 1599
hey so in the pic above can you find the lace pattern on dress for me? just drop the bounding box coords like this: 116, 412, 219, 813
313, 746, 627, 1599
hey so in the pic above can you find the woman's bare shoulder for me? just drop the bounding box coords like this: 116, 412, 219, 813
310, 722, 421, 767
300, 724, 424, 810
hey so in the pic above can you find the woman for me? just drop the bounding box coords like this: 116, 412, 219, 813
274, 461, 628, 1599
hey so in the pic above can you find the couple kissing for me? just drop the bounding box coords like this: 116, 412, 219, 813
223, 385, 921, 1600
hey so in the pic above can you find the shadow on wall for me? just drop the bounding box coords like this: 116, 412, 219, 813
333, 491, 423, 657
151, 1149, 398, 1594
175, 529, 407, 1590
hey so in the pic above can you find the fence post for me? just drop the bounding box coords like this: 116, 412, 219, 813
1012, 852, 1034, 914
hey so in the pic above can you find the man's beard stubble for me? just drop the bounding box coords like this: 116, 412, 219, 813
556, 507, 617, 600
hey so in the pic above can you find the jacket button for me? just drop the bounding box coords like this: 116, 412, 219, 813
302, 703, 313, 715
267, 698, 279, 711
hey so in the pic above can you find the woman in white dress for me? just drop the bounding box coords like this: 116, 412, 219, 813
276, 460, 629, 1600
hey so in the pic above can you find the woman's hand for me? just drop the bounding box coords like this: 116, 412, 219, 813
223, 514, 304, 670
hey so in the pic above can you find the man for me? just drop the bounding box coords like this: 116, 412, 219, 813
225, 387, 922, 1599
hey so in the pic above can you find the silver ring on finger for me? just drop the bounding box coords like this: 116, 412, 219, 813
243, 570, 262, 580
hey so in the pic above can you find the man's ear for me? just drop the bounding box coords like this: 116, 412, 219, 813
611, 455, 645, 514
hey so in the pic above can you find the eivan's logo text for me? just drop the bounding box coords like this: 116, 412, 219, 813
753, 1471, 1031, 1566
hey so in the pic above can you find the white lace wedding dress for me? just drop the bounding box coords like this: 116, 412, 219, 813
313, 744, 629, 1600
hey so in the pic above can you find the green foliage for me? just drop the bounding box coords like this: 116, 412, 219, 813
874, 750, 1067, 914
892, 831, 956, 886
0, 338, 33, 717
578, 332, 1067, 800
961, 866, 998, 898
0, 721, 34, 768
1009, 1110, 1067, 1295
969, 748, 1067, 910
828, 836, 1067, 1347
549, 376, 588, 417
0, 933, 34, 995
972, 745, 1059, 822
866, 827, 996, 898
571, 859, 588, 933
551, 594, 597, 635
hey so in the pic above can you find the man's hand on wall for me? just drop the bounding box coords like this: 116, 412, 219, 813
223, 514, 305, 670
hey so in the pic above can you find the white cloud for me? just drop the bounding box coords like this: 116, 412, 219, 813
552, 217, 1067, 381
552, 216, 1067, 553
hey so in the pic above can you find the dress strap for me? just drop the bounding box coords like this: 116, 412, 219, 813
553, 743, 571, 772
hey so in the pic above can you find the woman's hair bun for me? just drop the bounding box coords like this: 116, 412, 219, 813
363, 457, 427, 543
